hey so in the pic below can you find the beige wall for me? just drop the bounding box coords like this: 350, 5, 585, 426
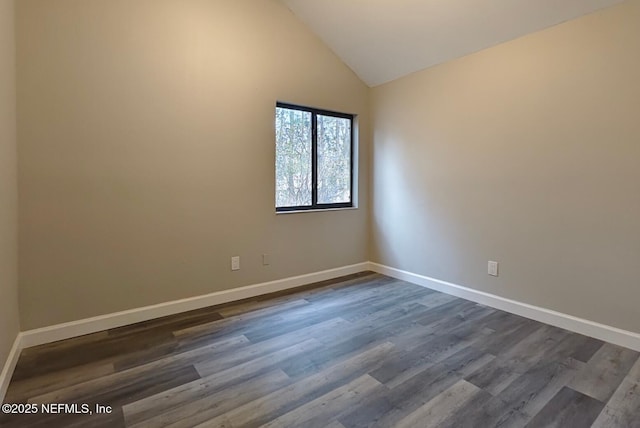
17, 0, 370, 329
371, 0, 640, 332
14, 0, 640, 335
0, 0, 20, 368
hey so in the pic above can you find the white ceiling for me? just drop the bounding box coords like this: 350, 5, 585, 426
281, 0, 626, 87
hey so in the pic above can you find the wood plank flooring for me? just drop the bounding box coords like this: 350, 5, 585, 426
2, 272, 639, 427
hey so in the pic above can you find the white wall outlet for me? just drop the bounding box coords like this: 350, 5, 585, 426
262, 254, 270, 266
231, 256, 240, 271
488, 261, 499, 277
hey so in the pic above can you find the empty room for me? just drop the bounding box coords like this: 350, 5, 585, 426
1, 0, 639, 426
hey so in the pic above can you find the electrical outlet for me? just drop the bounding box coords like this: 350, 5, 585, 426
231, 256, 240, 271
262, 254, 270, 266
488, 261, 499, 277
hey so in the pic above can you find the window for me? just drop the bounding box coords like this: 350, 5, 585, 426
275, 103, 354, 212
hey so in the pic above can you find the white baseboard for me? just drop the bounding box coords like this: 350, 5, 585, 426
0, 333, 23, 403
368, 262, 640, 352
20, 262, 370, 349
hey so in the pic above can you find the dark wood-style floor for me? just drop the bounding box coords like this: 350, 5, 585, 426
2, 272, 639, 427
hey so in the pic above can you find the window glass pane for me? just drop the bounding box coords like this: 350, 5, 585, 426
317, 114, 351, 204
275, 107, 312, 208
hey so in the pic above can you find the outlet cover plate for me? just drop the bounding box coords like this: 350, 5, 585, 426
488, 261, 499, 277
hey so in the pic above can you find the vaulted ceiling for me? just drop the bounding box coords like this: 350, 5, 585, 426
281, 0, 626, 86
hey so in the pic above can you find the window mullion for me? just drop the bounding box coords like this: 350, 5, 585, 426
311, 112, 318, 207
